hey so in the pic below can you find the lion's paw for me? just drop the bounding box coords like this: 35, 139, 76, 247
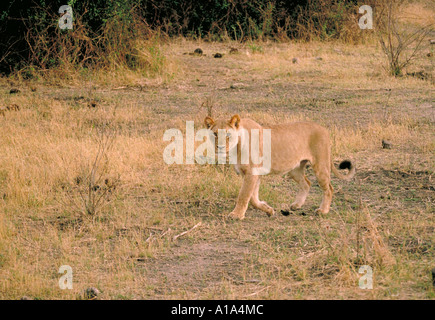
315, 208, 329, 215
290, 203, 302, 211
227, 211, 245, 220
266, 208, 275, 217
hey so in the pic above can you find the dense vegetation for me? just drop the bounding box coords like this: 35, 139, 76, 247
0, 0, 366, 75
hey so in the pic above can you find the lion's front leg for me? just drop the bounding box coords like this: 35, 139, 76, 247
228, 174, 259, 220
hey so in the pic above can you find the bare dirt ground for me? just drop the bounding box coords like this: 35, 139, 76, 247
0, 40, 434, 299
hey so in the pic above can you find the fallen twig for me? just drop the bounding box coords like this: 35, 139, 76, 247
145, 233, 153, 243
145, 228, 171, 243
244, 286, 271, 298
161, 228, 172, 237
172, 222, 202, 241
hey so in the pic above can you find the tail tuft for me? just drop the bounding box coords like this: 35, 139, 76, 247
332, 159, 356, 180
339, 160, 352, 170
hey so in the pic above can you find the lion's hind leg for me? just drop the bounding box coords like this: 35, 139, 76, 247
289, 160, 311, 211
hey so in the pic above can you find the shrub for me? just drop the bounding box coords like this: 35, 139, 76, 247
376, 0, 433, 77
0, 0, 152, 74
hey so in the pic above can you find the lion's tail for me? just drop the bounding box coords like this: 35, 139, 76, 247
331, 160, 356, 181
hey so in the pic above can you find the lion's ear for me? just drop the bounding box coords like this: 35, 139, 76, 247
204, 116, 215, 128
229, 114, 241, 129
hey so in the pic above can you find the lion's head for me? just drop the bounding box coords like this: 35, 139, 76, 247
204, 114, 241, 156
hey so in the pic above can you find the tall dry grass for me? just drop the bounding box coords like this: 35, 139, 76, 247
13, 4, 178, 87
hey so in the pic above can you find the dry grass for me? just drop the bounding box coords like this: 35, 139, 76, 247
0, 24, 434, 300
398, 1, 435, 27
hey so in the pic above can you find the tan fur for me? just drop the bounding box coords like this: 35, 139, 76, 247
205, 115, 356, 220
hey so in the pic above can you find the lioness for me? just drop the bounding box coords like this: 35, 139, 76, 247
204, 115, 355, 220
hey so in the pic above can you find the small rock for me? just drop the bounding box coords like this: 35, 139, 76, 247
292, 57, 299, 64
88, 100, 97, 108
280, 210, 291, 216
9, 88, 20, 94
213, 53, 223, 58
83, 287, 100, 300
229, 48, 238, 54
382, 139, 392, 149
20, 296, 33, 300
193, 48, 203, 56
427, 52, 433, 58
430, 40, 435, 45
315, 57, 323, 61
